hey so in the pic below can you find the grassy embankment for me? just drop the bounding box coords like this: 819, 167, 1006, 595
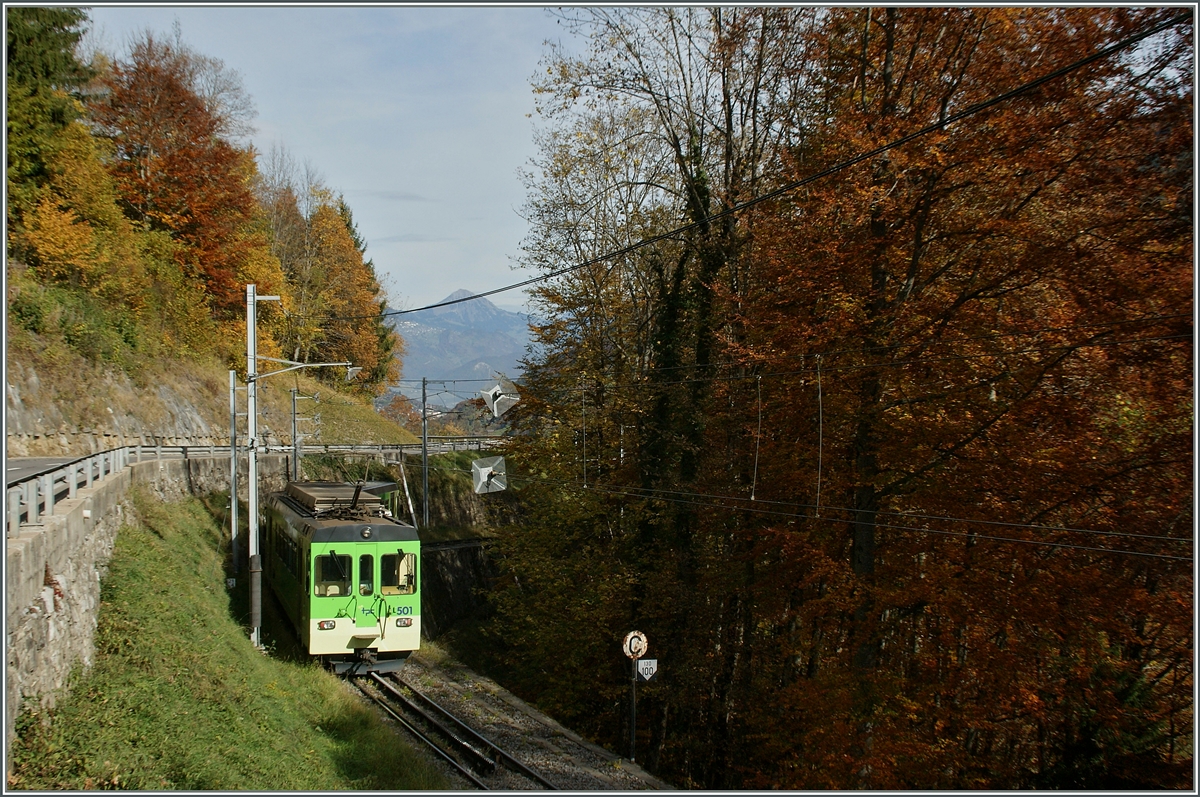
281, 375, 418, 447
6, 488, 447, 791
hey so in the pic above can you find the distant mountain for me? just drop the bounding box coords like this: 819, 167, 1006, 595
386, 290, 531, 399
420, 289, 520, 329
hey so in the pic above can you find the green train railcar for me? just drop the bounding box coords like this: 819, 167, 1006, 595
263, 480, 420, 674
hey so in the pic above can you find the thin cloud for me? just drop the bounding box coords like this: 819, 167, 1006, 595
349, 188, 434, 202
374, 233, 460, 243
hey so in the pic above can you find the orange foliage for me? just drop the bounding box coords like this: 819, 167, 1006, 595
380, 393, 422, 432
90, 33, 279, 318
503, 6, 1192, 790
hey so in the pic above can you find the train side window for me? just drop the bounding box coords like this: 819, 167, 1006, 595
381, 552, 417, 595
314, 553, 351, 597
359, 554, 374, 596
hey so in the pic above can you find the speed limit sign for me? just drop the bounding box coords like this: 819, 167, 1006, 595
623, 630, 648, 660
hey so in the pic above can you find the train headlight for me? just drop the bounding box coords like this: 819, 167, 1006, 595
395, 618, 413, 628
318, 620, 336, 631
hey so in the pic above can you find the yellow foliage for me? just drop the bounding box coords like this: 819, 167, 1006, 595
308, 203, 388, 385
25, 196, 96, 286
18, 117, 151, 311
236, 233, 286, 297
44, 117, 125, 230
137, 230, 216, 356
235, 226, 291, 359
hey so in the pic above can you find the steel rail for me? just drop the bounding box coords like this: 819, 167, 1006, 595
368, 673, 498, 776
387, 674, 560, 790
354, 677, 491, 790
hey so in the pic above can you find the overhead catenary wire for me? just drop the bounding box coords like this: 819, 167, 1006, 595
388, 312, 1187, 393
517, 332, 1192, 398
288, 12, 1189, 325
395, 337, 1188, 541
314, 344, 1189, 542
569, 480, 1194, 545
578, 482, 1194, 563
419, 464, 1192, 562
416, 463, 1190, 546
527, 311, 1193, 383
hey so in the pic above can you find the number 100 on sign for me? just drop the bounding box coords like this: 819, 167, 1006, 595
637, 658, 659, 682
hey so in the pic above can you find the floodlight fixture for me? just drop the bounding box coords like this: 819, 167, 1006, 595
481, 384, 519, 418
471, 456, 508, 494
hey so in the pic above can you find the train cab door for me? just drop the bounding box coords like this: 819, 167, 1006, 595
354, 551, 385, 641
379, 546, 419, 637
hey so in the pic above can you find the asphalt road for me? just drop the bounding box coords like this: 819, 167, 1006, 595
6, 457, 76, 487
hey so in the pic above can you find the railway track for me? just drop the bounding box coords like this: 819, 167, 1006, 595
354, 672, 558, 790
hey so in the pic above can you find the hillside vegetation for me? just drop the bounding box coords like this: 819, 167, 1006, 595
6, 323, 416, 456
6, 488, 447, 790
5, 8, 417, 455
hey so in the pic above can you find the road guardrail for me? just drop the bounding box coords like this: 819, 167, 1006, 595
6, 438, 503, 537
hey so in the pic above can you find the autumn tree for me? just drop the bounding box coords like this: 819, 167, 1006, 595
503, 13, 830, 779
334, 197, 402, 390
721, 9, 1193, 787
380, 393, 421, 431
254, 149, 400, 396
6, 6, 93, 244
488, 6, 1192, 789
89, 31, 281, 321
6, 9, 218, 362
537, 6, 816, 499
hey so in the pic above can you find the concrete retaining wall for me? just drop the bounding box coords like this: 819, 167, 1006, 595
421, 544, 495, 640
4, 453, 288, 771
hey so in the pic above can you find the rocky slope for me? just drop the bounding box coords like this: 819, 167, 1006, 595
5, 336, 411, 458
6, 356, 234, 457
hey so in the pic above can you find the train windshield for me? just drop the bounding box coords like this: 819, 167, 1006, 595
381, 552, 417, 595
314, 553, 351, 597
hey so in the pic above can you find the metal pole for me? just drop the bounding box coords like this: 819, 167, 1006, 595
421, 377, 429, 530
291, 388, 299, 481
230, 370, 239, 574
8, 489, 20, 537
247, 284, 261, 648
399, 451, 419, 529
42, 474, 53, 517
630, 657, 638, 763
582, 377, 587, 487
244, 285, 281, 649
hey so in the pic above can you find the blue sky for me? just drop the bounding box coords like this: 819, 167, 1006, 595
84, 5, 580, 313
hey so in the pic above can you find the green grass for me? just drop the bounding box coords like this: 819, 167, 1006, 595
275, 373, 418, 446
6, 488, 449, 791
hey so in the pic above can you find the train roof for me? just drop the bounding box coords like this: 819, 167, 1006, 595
268, 482, 419, 542
284, 481, 399, 512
